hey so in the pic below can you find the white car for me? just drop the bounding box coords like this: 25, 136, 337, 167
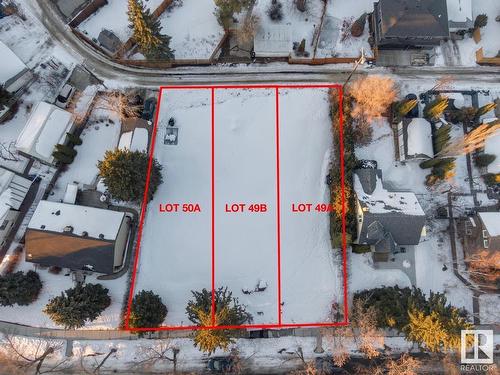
55, 84, 75, 108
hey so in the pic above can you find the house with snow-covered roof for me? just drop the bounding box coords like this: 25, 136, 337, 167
446, 0, 473, 32
463, 211, 500, 255
15, 102, 75, 165
0, 167, 31, 248
25, 200, 131, 274
397, 117, 434, 161
0, 41, 34, 95
354, 168, 426, 262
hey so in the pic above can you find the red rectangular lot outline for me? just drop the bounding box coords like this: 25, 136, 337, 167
124, 84, 348, 331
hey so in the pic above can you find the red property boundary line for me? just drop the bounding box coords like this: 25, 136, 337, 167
124, 84, 347, 331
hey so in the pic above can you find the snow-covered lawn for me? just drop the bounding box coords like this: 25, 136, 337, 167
0, 244, 127, 329
316, 0, 373, 58
158, 0, 224, 59
48, 105, 121, 202
134, 86, 341, 327
78, 0, 166, 42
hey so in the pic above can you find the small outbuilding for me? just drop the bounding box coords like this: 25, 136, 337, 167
25, 200, 131, 274
397, 117, 434, 161
446, 0, 473, 32
15, 102, 75, 165
0, 167, 31, 248
98, 29, 123, 54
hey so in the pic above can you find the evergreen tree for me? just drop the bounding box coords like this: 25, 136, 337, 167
186, 287, 252, 353
0, 86, 12, 110
351, 13, 367, 37
214, 0, 253, 29
43, 283, 111, 329
396, 99, 418, 118
0, 271, 42, 306
474, 14, 488, 29
433, 123, 452, 153
128, 0, 174, 60
129, 290, 168, 329
476, 102, 497, 118
475, 153, 496, 167
55, 144, 77, 157
97, 149, 163, 203
66, 132, 83, 146
424, 97, 448, 120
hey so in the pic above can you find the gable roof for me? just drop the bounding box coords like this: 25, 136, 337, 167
28, 200, 125, 241
0, 41, 27, 87
377, 0, 449, 39
354, 169, 426, 246
16, 102, 74, 164
0, 167, 31, 221
478, 212, 500, 237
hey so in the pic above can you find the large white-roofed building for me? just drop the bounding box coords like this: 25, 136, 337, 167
25, 200, 131, 274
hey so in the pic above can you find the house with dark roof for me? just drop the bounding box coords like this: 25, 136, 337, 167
25, 200, 131, 274
0, 167, 31, 248
372, 0, 450, 49
354, 168, 426, 262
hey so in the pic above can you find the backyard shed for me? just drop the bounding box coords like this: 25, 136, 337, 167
15, 102, 75, 164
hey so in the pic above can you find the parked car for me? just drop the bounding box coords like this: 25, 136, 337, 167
55, 84, 76, 108
404, 93, 419, 118
207, 357, 233, 373
142, 97, 157, 121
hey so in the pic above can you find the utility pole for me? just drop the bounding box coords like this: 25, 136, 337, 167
343, 48, 366, 89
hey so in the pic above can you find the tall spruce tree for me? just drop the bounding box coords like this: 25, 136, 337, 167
424, 97, 448, 120
128, 0, 174, 60
43, 283, 111, 329
476, 102, 497, 118
129, 290, 168, 329
0, 271, 42, 306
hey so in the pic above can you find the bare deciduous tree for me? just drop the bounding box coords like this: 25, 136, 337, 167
348, 76, 398, 121
439, 120, 500, 157
132, 340, 179, 373
1, 334, 71, 374
237, 14, 260, 45
386, 353, 420, 375
350, 298, 384, 359
0, 141, 20, 162
94, 91, 143, 122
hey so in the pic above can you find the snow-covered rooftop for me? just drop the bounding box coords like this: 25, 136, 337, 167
28, 200, 125, 241
354, 173, 425, 216
407, 118, 434, 158
0, 40, 27, 86
484, 127, 500, 174
16, 102, 74, 163
0, 167, 31, 220
478, 212, 500, 237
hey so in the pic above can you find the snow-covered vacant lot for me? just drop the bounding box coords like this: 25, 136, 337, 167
134, 86, 343, 327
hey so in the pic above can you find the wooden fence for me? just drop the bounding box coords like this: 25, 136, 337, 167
68, 0, 108, 28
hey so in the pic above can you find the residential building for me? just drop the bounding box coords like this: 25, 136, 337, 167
0, 167, 31, 248
397, 117, 434, 161
15, 102, 75, 165
372, 0, 449, 49
446, 0, 473, 32
465, 212, 500, 252
354, 168, 426, 262
0, 41, 35, 94
25, 200, 131, 274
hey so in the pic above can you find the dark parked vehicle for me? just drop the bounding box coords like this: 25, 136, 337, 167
142, 97, 157, 121
208, 357, 233, 373
404, 93, 419, 118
